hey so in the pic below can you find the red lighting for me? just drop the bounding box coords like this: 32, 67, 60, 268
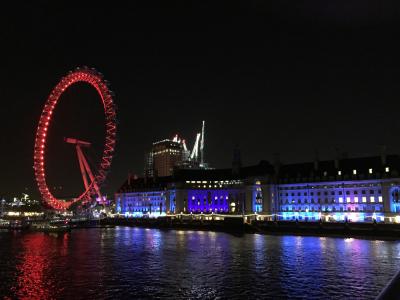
33, 67, 117, 210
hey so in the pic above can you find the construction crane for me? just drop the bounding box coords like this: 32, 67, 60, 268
186, 120, 206, 164
200, 120, 205, 166
182, 140, 188, 152
190, 133, 201, 161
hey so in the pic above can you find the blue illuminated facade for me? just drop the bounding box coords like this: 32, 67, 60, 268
272, 154, 400, 222
252, 181, 263, 213
187, 188, 245, 213
188, 190, 230, 213
115, 154, 400, 222
389, 186, 400, 213
278, 181, 384, 213
169, 189, 176, 213
116, 190, 168, 217
276, 180, 386, 222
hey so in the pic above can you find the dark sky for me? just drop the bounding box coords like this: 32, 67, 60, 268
1, 1, 400, 200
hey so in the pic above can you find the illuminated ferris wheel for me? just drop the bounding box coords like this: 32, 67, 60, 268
33, 67, 117, 210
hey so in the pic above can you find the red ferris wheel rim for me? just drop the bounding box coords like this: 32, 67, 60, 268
33, 67, 117, 210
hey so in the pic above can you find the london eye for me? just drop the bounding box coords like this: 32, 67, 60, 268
33, 67, 117, 210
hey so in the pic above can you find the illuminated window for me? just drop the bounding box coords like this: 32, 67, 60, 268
369, 168, 373, 174
385, 167, 390, 173
338, 170, 342, 175
362, 197, 367, 203
370, 196, 375, 203
346, 197, 351, 203
339, 197, 343, 203
353, 169, 357, 175
379, 196, 383, 203
354, 197, 359, 203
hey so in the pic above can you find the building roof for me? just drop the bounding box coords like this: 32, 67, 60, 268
173, 160, 274, 181
116, 154, 400, 192
116, 176, 172, 193
116, 160, 274, 193
277, 154, 400, 183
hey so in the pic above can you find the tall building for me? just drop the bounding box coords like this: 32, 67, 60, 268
152, 139, 184, 177
144, 121, 210, 177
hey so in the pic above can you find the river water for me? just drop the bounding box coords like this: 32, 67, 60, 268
1, 228, 399, 299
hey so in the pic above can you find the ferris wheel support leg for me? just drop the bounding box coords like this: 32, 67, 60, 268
77, 146, 103, 202
76, 145, 90, 191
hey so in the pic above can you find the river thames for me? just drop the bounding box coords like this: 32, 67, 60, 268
1, 228, 400, 299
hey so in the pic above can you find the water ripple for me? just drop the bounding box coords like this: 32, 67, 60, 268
0, 228, 399, 299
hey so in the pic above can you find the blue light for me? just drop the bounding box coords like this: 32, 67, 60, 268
119, 191, 167, 217
169, 190, 176, 213
253, 184, 263, 213
279, 211, 385, 222
187, 190, 231, 213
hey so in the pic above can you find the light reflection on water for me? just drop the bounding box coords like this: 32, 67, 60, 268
0, 228, 400, 299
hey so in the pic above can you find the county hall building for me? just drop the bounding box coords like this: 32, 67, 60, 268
115, 146, 400, 223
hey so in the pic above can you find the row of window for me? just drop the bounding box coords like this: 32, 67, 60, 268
279, 183, 381, 190
189, 208, 229, 212
186, 180, 242, 184
280, 196, 383, 204
126, 201, 164, 207
125, 195, 164, 200
280, 190, 381, 197
280, 205, 383, 212
191, 195, 229, 200
191, 199, 230, 206
280, 168, 391, 181
337, 168, 389, 176
127, 208, 163, 212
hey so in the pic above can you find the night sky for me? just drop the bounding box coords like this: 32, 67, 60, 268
1, 1, 400, 200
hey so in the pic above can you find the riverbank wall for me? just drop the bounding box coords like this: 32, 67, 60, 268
97, 217, 400, 240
